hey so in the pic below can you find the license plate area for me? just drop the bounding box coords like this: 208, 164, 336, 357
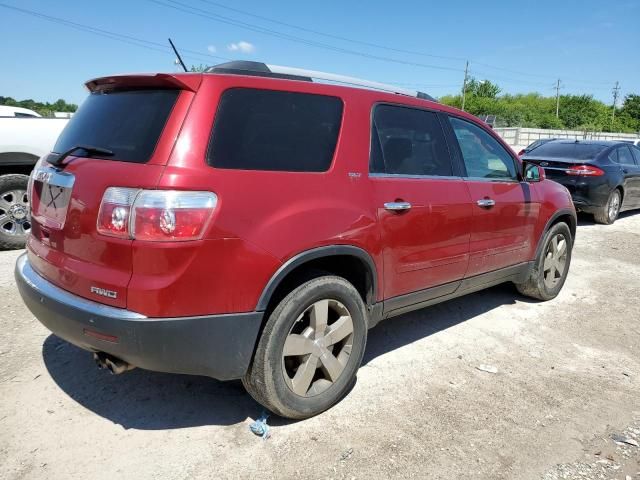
30, 166, 75, 230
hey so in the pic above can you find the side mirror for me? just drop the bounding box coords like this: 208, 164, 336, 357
524, 163, 545, 182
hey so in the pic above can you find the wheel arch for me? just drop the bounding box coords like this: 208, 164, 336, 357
534, 208, 577, 260
255, 245, 379, 313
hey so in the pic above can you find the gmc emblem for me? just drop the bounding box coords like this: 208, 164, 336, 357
90, 286, 118, 299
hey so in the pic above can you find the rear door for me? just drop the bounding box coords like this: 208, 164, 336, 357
616, 146, 640, 208
28, 83, 194, 308
445, 115, 539, 276
369, 104, 472, 301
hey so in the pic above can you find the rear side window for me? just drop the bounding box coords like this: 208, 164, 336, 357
370, 104, 452, 176
207, 88, 343, 172
631, 146, 640, 165
53, 89, 179, 163
529, 142, 607, 160
449, 116, 517, 180
617, 146, 636, 165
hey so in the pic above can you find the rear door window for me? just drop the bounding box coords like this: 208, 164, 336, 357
449, 117, 517, 180
53, 89, 179, 163
207, 88, 343, 172
631, 146, 640, 165
370, 104, 453, 176
617, 146, 636, 165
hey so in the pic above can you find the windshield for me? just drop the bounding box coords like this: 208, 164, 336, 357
53, 89, 179, 163
528, 142, 607, 160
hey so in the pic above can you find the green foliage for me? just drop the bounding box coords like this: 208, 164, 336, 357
0, 95, 77, 117
189, 64, 208, 72
440, 80, 639, 133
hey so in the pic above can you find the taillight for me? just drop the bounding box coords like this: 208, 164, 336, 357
565, 165, 605, 176
97, 188, 217, 241
97, 187, 139, 238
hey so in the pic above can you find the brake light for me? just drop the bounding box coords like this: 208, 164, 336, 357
565, 165, 605, 176
97, 188, 217, 241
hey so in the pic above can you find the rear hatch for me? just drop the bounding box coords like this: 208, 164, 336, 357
27, 74, 199, 308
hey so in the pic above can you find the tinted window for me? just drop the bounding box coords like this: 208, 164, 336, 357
370, 105, 452, 176
631, 146, 640, 165
617, 146, 635, 165
208, 88, 343, 172
449, 117, 517, 179
53, 90, 179, 163
14, 112, 38, 118
528, 142, 607, 160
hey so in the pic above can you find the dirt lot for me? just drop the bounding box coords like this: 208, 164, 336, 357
1, 212, 639, 480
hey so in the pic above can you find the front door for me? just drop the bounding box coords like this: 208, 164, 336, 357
369, 104, 473, 301
618, 145, 640, 209
446, 116, 539, 276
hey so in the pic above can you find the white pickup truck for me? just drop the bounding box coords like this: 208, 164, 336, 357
0, 106, 68, 248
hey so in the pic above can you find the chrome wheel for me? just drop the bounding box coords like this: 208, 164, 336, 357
543, 233, 568, 289
0, 189, 30, 237
282, 299, 354, 397
608, 190, 621, 221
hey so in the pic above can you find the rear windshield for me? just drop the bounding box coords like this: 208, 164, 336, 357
53, 89, 179, 163
207, 88, 343, 172
528, 142, 607, 160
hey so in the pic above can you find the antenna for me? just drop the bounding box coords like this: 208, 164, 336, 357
168, 38, 188, 72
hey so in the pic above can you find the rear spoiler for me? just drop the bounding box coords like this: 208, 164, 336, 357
85, 73, 202, 93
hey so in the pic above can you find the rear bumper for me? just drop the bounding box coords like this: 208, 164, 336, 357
549, 176, 611, 212
15, 253, 263, 380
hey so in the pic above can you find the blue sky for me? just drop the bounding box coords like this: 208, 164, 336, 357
1, 0, 638, 106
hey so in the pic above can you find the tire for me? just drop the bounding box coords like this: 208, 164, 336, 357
515, 222, 572, 301
594, 189, 621, 225
0, 174, 31, 250
243, 275, 368, 419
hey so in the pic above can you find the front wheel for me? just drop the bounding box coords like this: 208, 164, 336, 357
243, 275, 368, 419
515, 222, 572, 301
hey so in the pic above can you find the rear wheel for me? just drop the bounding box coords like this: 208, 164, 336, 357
0, 174, 30, 250
243, 275, 367, 419
594, 189, 621, 225
516, 222, 572, 301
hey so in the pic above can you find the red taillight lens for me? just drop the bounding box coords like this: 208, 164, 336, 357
565, 165, 605, 176
97, 187, 138, 238
131, 191, 217, 241
97, 189, 217, 241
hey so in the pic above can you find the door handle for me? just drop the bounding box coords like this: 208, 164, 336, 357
384, 201, 412, 212
476, 198, 496, 208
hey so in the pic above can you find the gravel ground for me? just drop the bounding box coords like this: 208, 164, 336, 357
1, 212, 639, 480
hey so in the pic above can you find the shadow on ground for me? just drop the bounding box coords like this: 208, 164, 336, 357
42, 283, 527, 430
577, 210, 639, 227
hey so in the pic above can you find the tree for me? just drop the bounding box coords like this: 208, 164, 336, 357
190, 64, 208, 72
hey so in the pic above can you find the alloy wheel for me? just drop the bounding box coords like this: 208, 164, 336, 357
543, 233, 568, 289
0, 190, 30, 237
282, 299, 354, 397
608, 191, 621, 222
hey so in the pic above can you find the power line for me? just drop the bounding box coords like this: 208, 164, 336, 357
148, 0, 465, 73
195, 0, 467, 63
0, 2, 230, 65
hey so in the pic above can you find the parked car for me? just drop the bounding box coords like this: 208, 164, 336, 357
15, 62, 576, 419
517, 138, 557, 157
0, 109, 68, 248
522, 139, 640, 224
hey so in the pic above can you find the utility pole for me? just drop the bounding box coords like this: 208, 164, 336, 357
611, 81, 621, 125
461, 60, 469, 112
555, 79, 562, 118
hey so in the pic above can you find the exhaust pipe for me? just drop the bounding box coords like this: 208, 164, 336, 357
93, 352, 135, 375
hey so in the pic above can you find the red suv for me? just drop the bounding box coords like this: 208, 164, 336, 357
16, 62, 576, 419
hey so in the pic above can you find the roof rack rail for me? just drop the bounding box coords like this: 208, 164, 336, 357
205, 61, 436, 102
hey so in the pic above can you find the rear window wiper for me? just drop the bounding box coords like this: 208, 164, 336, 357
47, 144, 114, 168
